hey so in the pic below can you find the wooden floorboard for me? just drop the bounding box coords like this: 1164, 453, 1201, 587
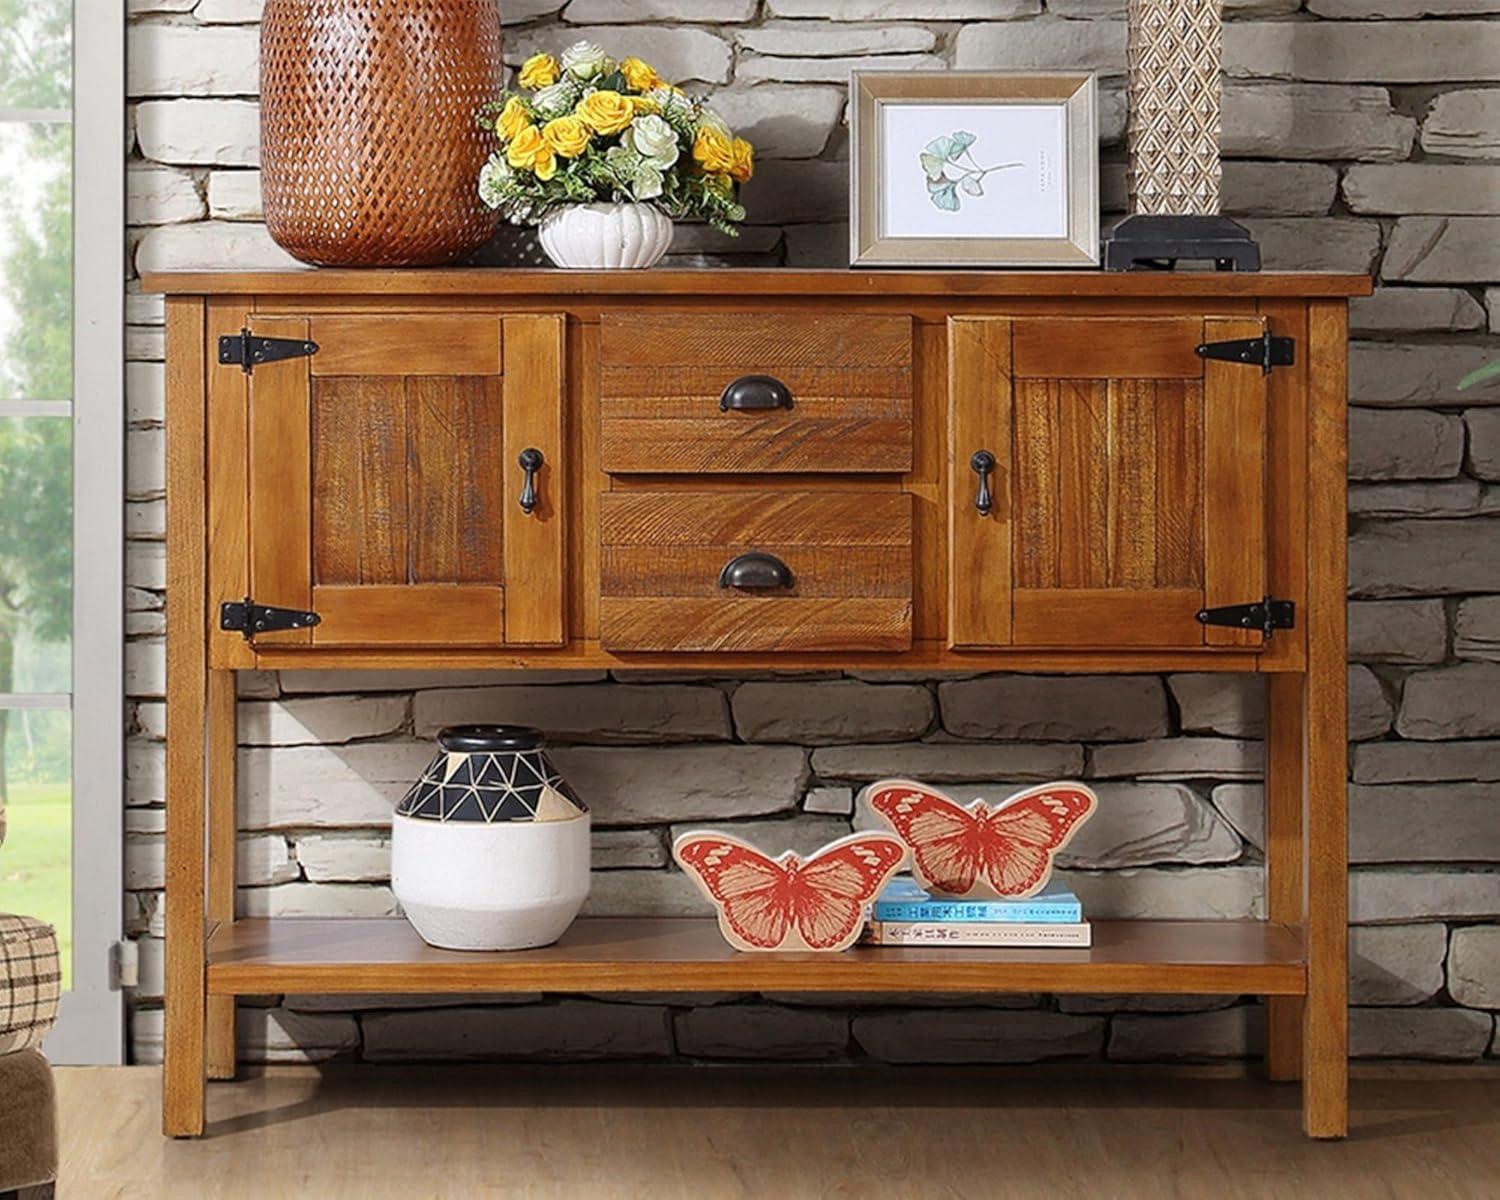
206, 917, 1307, 996
56, 1065, 1500, 1199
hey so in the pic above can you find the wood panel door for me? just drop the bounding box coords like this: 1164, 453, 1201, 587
949, 315, 1269, 651
241, 313, 566, 648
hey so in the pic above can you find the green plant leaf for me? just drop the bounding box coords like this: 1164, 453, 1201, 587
920, 151, 947, 181
929, 180, 960, 212
1458, 360, 1500, 390
961, 175, 984, 196
925, 134, 956, 160
950, 130, 977, 154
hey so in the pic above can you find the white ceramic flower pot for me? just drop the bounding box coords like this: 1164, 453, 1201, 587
392, 810, 591, 951
538, 201, 673, 269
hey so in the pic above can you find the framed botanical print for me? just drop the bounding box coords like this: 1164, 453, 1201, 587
850, 71, 1100, 268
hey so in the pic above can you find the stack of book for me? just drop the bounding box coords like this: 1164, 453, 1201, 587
863, 876, 1091, 947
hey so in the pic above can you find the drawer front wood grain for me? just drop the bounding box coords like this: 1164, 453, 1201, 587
600, 312, 913, 473
600, 490, 913, 652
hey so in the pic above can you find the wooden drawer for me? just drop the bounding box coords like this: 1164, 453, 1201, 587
599, 312, 913, 473
600, 490, 913, 652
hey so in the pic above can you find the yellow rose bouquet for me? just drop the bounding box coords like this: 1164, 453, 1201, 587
478, 42, 753, 236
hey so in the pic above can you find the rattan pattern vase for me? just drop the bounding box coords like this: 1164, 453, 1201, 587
260, 0, 504, 268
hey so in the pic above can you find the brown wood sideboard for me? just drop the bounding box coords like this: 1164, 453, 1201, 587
146, 268, 1370, 1139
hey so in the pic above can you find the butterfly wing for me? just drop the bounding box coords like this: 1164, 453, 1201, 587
673, 834, 794, 950
791, 834, 909, 951
865, 779, 986, 896
978, 783, 1098, 898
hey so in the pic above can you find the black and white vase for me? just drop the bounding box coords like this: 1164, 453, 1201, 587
391, 725, 590, 951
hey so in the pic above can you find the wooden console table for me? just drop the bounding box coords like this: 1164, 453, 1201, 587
148, 268, 1368, 1139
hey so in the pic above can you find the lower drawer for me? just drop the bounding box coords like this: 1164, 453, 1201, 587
600, 490, 913, 653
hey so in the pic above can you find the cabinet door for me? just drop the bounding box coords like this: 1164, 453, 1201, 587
244, 313, 566, 648
949, 315, 1268, 651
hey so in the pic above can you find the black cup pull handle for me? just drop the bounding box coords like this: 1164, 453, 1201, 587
720, 375, 794, 412
518, 448, 544, 516
971, 449, 996, 517
718, 552, 795, 592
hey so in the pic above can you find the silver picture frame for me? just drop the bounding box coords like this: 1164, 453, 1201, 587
851, 70, 1100, 268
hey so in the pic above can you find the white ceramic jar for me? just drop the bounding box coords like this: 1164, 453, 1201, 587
537, 201, 673, 269
391, 726, 590, 951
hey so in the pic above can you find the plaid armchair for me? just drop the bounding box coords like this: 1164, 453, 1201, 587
0, 805, 61, 1200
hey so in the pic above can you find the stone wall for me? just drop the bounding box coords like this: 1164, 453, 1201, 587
124, 0, 1500, 1066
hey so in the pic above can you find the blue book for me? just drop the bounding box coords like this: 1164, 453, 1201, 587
873, 876, 1082, 923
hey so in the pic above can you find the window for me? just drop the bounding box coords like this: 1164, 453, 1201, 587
0, 2, 124, 1063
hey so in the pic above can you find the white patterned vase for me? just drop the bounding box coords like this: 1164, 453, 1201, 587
391, 726, 590, 951
538, 202, 674, 269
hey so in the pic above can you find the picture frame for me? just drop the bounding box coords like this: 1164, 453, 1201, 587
850, 70, 1100, 268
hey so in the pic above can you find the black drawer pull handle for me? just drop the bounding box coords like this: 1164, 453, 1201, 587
719, 552, 795, 591
971, 449, 996, 517
518, 448, 544, 516
720, 375, 794, 412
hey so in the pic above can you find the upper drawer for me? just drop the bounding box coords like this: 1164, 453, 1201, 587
599, 312, 914, 473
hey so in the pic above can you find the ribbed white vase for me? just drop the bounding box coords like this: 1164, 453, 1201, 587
538, 201, 674, 269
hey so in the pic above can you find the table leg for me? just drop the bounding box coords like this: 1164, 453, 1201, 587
1301, 299, 1349, 1139
163, 296, 208, 1138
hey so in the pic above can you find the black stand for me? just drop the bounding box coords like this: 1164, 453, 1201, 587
1102, 214, 1262, 272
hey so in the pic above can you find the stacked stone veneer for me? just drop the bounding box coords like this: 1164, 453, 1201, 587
124, 1, 1500, 1066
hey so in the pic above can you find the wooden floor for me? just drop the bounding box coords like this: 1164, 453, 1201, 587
58, 1064, 1500, 1199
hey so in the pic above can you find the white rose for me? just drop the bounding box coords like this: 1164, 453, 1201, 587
624, 114, 680, 169
531, 79, 580, 120
561, 41, 611, 82
478, 155, 513, 208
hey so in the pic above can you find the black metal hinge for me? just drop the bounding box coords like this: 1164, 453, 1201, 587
218, 328, 319, 374
220, 598, 321, 641
1195, 332, 1295, 375
1196, 597, 1296, 639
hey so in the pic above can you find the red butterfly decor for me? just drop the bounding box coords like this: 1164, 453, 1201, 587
865, 779, 1098, 900
673, 831, 909, 952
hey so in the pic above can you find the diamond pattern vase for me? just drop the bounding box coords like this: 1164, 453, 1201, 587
1103, 0, 1261, 269
392, 726, 590, 950
1126, 0, 1223, 216
260, 0, 504, 267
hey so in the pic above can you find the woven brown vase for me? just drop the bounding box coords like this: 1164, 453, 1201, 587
260, 0, 503, 267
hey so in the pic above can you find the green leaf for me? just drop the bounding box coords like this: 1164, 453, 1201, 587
925, 134, 956, 160
919, 152, 947, 181
950, 131, 977, 154
596, 70, 628, 94
1458, 360, 1500, 390
961, 175, 984, 197
928, 180, 960, 212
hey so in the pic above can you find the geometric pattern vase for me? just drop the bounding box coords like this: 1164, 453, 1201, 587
391, 724, 591, 950
1126, 0, 1223, 216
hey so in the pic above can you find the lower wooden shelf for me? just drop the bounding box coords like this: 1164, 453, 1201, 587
206, 917, 1306, 997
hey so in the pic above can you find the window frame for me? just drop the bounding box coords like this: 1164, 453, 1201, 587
0, 6, 126, 1065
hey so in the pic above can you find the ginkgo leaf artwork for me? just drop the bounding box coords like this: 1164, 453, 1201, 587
920, 131, 1021, 213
